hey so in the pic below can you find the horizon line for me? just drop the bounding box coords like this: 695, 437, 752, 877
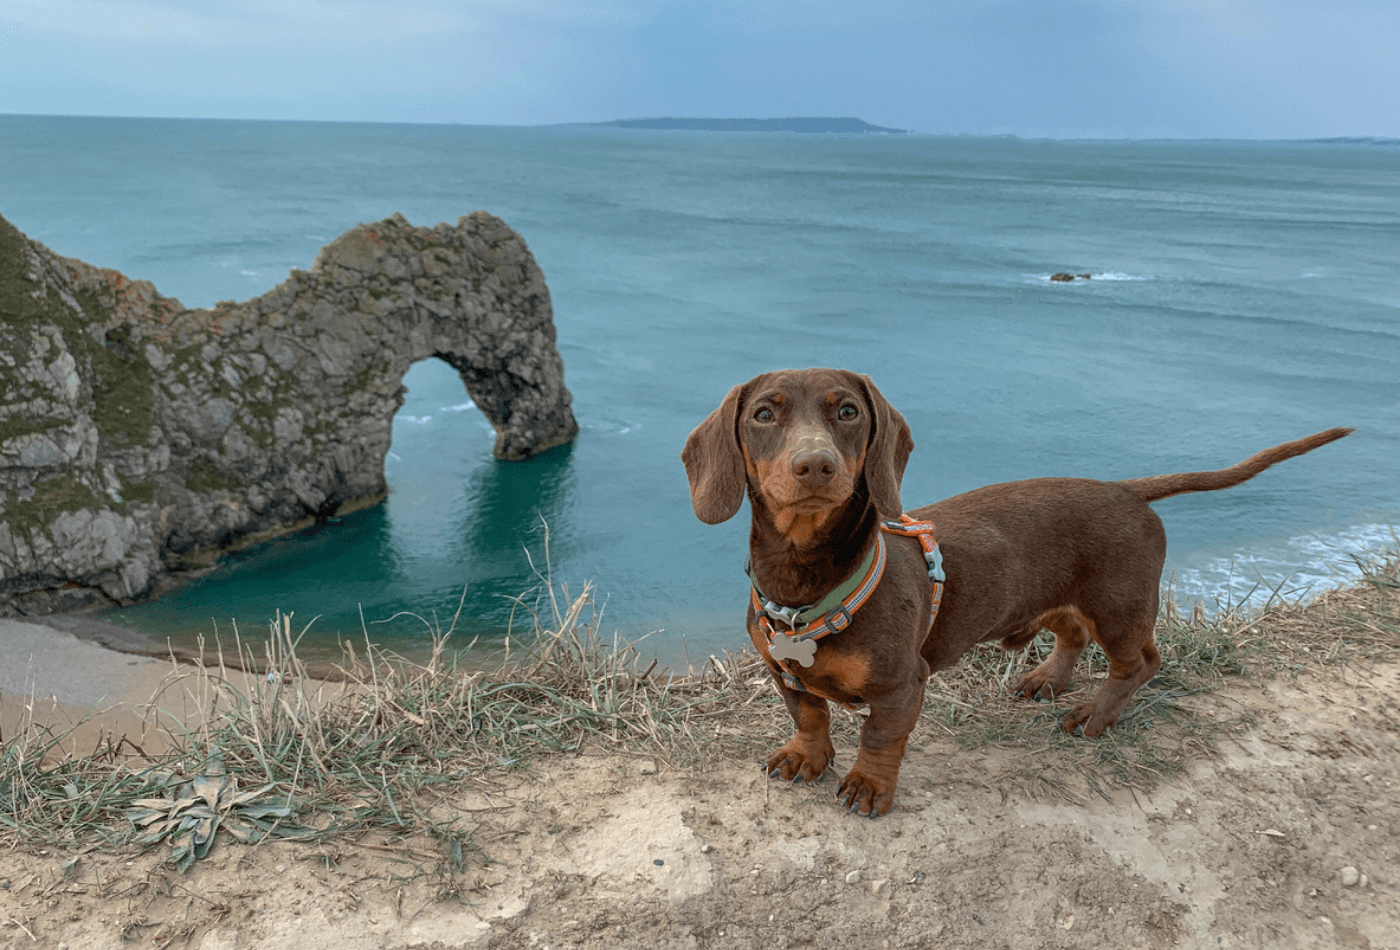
3, 111, 1398, 145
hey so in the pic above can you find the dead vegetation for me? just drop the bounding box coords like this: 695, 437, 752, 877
2, 545, 1397, 873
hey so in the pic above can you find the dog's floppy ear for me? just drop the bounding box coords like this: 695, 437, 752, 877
855, 374, 914, 520
681, 383, 748, 524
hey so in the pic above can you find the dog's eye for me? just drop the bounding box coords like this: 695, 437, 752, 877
838, 405, 859, 421
754, 407, 774, 422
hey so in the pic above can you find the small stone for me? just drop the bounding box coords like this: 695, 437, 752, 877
653, 859, 664, 867
1341, 866, 1360, 887
845, 870, 862, 884
639, 760, 658, 775
700, 844, 713, 853
869, 879, 889, 896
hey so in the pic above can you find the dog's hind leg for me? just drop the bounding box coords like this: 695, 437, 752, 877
1011, 606, 1095, 701
1059, 613, 1163, 737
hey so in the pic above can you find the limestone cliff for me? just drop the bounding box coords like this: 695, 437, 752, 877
0, 211, 578, 615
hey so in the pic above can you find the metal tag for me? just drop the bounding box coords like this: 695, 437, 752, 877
769, 635, 818, 667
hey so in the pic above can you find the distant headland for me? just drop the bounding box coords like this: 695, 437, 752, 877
596, 117, 908, 134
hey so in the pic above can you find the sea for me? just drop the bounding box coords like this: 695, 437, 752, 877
1, 115, 1397, 667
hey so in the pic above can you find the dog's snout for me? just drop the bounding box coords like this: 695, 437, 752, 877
791, 448, 838, 489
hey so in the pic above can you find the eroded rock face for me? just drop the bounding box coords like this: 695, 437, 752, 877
0, 211, 577, 614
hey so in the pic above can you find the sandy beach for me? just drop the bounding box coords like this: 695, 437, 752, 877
0, 617, 172, 708
0, 617, 178, 756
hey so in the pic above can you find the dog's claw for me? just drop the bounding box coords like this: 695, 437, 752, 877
768, 767, 781, 779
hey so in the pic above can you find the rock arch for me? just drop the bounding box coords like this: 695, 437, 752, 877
0, 211, 578, 614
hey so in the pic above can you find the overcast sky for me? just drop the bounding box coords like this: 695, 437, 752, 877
2, 0, 1397, 138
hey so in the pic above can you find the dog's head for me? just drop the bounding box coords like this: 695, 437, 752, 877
681, 369, 914, 534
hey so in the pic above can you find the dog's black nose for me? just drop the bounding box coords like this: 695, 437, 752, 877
791, 449, 837, 489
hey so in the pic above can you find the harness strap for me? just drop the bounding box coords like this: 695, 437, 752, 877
752, 515, 947, 697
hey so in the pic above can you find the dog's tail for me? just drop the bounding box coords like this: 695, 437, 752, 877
1119, 427, 1354, 504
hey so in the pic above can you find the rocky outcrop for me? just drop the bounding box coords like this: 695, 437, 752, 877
0, 211, 577, 615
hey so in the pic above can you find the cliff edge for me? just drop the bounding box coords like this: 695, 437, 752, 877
0, 211, 578, 615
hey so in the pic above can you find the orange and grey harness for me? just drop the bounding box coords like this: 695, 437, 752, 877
748, 515, 946, 695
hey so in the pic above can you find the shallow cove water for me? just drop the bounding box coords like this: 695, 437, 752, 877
2, 116, 1397, 666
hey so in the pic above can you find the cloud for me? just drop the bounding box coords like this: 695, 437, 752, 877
2, 0, 1396, 135
1, 0, 464, 47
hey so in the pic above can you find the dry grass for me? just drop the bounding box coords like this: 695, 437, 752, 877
2, 546, 1396, 865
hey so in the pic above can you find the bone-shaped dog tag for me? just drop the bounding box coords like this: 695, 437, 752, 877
769, 635, 817, 667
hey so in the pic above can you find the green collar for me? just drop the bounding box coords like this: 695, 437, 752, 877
747, 534, 883, 631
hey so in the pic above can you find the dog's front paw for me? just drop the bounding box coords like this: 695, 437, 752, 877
836, 767, 896, 818
765, 737, 835, 784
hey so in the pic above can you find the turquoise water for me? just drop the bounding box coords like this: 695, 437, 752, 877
2, 115, 1397, 665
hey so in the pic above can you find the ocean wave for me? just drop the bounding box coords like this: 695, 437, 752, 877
439, 401, 475, 412
1169, 522, 1397, 613
397, 414, 433, 425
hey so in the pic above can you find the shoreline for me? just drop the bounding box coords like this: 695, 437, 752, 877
4, 534, 1393, 720
0, 616, 180, 757
0, 610, 353, 716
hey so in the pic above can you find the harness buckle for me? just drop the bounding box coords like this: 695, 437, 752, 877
925, 543, 946, 582
762, 600, 803, 630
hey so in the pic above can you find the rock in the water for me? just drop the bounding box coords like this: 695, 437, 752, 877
0, 211, 578, 613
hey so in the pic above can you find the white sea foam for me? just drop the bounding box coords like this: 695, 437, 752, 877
585, 418, 640, 436
240, 269, 258, 277
440, 401, 475, 412
1169, 522, 1397, 613
397, 414, 433, 425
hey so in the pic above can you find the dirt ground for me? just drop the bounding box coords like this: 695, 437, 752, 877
2, 651, 1396, 950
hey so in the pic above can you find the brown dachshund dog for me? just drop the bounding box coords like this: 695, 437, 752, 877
682, 368, 1351, 817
